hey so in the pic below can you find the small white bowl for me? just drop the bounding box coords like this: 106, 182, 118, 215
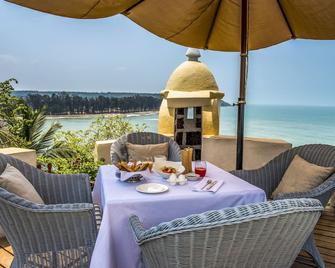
153, 161, 185, 179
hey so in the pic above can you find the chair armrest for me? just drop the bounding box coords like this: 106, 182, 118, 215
41, 173, 92, 204
275, 174, 335, 206
129, 215, 146, 242
1, 153, 91, 204
231, 169, 268, 190
231, 169, 259, 183
1, 201, 98, 254
231, 167, 285, 198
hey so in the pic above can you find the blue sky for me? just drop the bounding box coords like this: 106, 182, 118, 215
1, 1, 335, 106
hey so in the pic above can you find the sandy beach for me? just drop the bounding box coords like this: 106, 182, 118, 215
45, 110, 159, 120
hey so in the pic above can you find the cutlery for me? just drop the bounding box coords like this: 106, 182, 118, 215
201, 179, 212, 190
206, 180, 217, 191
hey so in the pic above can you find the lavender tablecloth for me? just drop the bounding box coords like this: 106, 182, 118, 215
90, 162, 266, 268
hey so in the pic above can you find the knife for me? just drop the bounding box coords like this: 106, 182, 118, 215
201, 179, 212, 190
206, 180, 217, 191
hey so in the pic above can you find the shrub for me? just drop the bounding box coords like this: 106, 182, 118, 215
38, 115, 147, 183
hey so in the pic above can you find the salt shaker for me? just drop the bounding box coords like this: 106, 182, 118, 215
177, 174, 187, 185
167, 174, 177, 185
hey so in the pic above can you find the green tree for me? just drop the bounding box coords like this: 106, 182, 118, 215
0, 78, 70, 157
84, 115, 147, 149
38, 115, 147, 182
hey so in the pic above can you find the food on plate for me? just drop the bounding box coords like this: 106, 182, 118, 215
116, 161, 153, 172
160, 166, 177, 174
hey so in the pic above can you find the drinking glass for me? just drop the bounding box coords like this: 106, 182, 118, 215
195, 160, 207, 178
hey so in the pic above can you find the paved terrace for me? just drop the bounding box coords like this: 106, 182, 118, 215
1, 207, 335, 268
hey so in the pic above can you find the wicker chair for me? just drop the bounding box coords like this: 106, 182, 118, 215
231, 144, 335, 268
111, 132, 181, 164
130, 198, 323, 268
0, 153, 98, 268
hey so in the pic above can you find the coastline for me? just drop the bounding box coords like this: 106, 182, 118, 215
43, 105, 335, 147
46, 110, 159, 119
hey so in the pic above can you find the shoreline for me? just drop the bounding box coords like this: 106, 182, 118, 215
46, 111, 159, 120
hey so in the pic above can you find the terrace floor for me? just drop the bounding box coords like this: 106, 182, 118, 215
1, 207, 335, 268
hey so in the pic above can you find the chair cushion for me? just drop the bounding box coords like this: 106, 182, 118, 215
272, 155, 335, 198
0, 164, 44, 204
126, 142, 169, 162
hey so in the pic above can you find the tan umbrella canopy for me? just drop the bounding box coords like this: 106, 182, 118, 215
6, 0, 335, 51
6, 0, 335, 168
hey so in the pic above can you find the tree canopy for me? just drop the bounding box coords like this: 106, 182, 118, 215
25, 93, 161, 115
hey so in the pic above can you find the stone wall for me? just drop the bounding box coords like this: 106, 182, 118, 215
0, 147, 37, 167
202, 136, 292, 171
94, 136, 292, 170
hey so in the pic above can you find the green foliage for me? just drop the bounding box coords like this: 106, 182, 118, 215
0, 79, 68, 157
0, 128, 22, 148
38, 115, 147, 181
84, 115, 147, 150
38, 131, 102, 181
1, 78, 148, 182
26, 107, 72, 157
26, 92, 161, 115
0, 78, 27, 147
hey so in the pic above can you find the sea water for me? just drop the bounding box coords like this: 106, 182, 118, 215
45, 105, 335, 147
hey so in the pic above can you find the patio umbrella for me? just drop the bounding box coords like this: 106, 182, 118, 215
6, 0, 335, 168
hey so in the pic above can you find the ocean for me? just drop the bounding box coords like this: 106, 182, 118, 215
45, 105, 335, 147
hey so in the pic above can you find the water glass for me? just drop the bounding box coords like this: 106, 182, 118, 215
195, 160, 207, 178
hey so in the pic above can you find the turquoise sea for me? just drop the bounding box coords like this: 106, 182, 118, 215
45, 105, 335, 147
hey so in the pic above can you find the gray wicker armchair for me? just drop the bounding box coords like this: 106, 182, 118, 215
0, 153, 98, 268
111, 132, 181, 164
231, 144, 335, 268
130, 199, 323, 268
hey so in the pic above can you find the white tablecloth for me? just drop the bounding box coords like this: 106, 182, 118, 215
90, 162, 266, 268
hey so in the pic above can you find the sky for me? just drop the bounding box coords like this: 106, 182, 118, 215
1, 1, 335, 106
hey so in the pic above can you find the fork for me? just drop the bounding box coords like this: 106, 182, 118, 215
206, 180, 217, 191
201, 179, 212, 190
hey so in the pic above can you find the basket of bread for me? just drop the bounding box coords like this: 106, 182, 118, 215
116, 161, 153, 182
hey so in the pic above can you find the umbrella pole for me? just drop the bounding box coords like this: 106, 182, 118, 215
236, 0, 249, 170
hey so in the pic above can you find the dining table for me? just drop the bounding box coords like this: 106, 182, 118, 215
90, 161, 266, 268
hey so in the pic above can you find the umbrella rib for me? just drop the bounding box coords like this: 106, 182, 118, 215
123, 0, 145, 15
166, 0, 217, 41
277, 0, 295, 39
204, 0, 223, 49
81, 0, 101, 18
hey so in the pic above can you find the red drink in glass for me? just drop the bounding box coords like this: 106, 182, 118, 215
195, 161, 207, 177
195, 167, 206, 177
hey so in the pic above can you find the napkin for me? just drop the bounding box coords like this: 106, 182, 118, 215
116, 169, 151, 182
193, 177, 224, 193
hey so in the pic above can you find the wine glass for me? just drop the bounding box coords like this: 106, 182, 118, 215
195, 160, 207, 178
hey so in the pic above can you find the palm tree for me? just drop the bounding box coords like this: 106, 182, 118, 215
21, 107, 73, 158
0, 79, 73, 158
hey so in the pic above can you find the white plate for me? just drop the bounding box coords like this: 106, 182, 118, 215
136, 183, 169, 194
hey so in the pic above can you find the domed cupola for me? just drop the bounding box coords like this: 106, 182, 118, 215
164, 48, 221, 93
158, 48, 225, 160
